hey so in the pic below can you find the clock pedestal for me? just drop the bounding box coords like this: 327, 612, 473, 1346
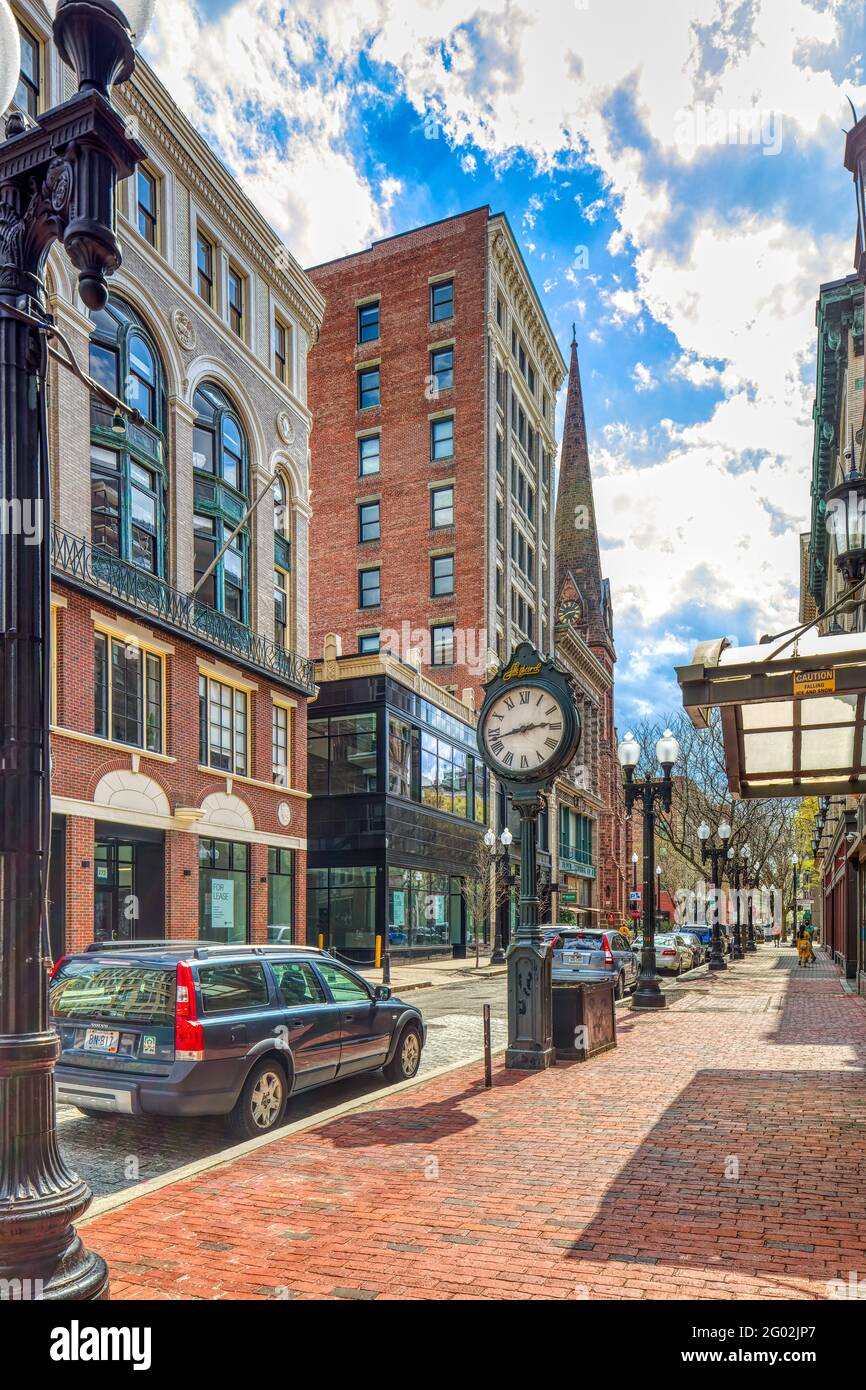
505, 790, 555, 1071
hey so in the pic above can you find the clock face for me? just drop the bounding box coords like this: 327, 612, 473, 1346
557, 598, 582, 628
482, 684, 568, 776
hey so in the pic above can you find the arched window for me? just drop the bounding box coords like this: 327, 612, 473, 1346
192, 382, 250, 622
273, 471, 292, 650
89, 296, 167, 576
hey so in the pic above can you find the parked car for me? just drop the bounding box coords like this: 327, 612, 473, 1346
49, 942, 426, 1139
676, 930, 706, 966
633, 933, 695, 974
542, 926, 638, 999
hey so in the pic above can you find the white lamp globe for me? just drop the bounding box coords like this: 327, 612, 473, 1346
631, 851, 638, 864
655, 728, 680, 769
501, 827, 513, 848
742, 843, 751, 860
618, 731, 640, 769
0, 0, 22, 117
697, 822, 710, 842
483, 829, 495, 850
719, 822, 732, 841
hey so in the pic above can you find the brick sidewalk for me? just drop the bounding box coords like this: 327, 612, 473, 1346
82, 948, 866, 1300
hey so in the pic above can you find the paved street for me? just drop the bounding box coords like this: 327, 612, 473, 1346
58, 971, 509, 1202
78, 946, 866, 1301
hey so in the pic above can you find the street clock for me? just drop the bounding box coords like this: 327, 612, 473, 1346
478, 642, 581, 790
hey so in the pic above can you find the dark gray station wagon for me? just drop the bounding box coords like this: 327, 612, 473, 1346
50, 943, 426, 1139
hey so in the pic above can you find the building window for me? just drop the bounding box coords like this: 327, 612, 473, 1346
196, 230, 214, 305
273, 316, 289, 385
431, 485, 454, 529
199, 674, 248, 776
14, 22, 40, 117
192, 382, 249, 620
228, 265, 245, 337
496, 294, 504, 328
307, 866, 377, 959
358, 366, 380, 409
431, 553, 454, 597
430, 346, 454, 392
431, 623, 455, 666
430, 279, 454, 322
136, 166, 158, 247
94, 633, 163, 753
359, 567, 381, 608
358, 501, 380, 544
308, 715, 378, 795
268, 848, 295, 943
88, 296, 167, 576
357, 301, 380, 343
358, 433, 380, 476
272, 703, 290, 785
274, 567, 289, 648
430, 416, 454, 460
199, 840, 249, 943
359, 632, 380, 655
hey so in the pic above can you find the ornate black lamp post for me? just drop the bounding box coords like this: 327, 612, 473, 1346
726, 842, 752, 960
790, 853, 800, 943
744, 850, 759, 952
698, 819, 731, 970
617, 728, 680, 1010
483, 825, 513, 965
0, 0, 149, 1301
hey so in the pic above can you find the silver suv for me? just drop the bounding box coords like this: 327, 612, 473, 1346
542, 926, 639, 999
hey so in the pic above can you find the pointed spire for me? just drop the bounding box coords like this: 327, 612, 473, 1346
554, 336, 613, 657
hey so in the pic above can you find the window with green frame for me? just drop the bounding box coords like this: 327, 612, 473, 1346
88, 297, 167, 575
191, 382, 250, 621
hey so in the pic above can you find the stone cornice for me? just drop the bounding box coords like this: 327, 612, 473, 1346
314, 653, 477, 726
555, 624, 611, 695
119, 62, 325, 343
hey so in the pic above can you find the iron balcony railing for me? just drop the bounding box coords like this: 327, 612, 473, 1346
51, 524, 316, 696
558, 842, 596, 878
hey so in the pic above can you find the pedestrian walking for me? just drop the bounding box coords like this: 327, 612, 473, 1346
796, 926, 815, 967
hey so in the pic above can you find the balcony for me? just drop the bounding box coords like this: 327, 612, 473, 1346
51, 525, 316, 696
558, 842, 596, 878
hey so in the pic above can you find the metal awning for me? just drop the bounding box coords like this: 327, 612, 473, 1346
676, 629, 866, 798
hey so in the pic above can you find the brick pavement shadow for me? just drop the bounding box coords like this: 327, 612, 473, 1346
319, 1069, 535, 1149
564, 1064, 866, 1293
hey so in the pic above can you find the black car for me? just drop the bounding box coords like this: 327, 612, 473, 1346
50, 942, 426, 1139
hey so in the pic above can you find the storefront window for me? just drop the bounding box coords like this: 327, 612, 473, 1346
388, 715, 415, 797
388, 868, 456, 950
199, 839, 249, 942
267, 847, 294, 942
308, 714, 377, 795
306, 866, 377, 959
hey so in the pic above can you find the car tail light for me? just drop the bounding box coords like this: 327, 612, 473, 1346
601, 934, 614, 967
175, 961, 204, 1061
49, 955, 68, 980
661, 948, 677, 957
549, 934, 560, 950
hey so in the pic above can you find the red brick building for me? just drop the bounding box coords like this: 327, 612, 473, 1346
14, 30, 325, 955
306, 208, 566, 705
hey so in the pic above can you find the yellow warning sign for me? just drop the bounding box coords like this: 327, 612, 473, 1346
793, 669, 836, 697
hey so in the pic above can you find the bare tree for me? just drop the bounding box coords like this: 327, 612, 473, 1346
459, 837, 514, 967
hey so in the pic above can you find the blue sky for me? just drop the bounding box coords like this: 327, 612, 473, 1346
144, 0, 866, 728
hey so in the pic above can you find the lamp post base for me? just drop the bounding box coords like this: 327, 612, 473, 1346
632, 982, 666, 1010
489, 942, 506, 966
708, 956, 727, 970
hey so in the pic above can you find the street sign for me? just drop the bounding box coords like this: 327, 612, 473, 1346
793, 668, 836, 697
560, 892, 577, 905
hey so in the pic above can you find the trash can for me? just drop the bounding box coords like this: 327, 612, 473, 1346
552, 980, 617, 1061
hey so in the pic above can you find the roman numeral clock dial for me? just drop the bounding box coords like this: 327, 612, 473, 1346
482, 685, 568, 778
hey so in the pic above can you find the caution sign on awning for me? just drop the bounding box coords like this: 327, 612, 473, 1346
793, 668, 836, 697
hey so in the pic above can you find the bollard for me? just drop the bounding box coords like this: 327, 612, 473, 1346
382, 947, 391, 986
483, 1003, 492, 1088
375, 935, 382, 969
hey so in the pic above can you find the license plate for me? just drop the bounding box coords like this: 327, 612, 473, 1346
84, 1028, 120, 1054
564, 951, 588, 964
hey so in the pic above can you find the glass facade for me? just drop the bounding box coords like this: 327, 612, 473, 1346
387, 870, 466, 950
199, 839, 249, 943
307, 866, 377, 958
386, 713, 486, 823
308, 713, 377, 795
267, 847, 295, 942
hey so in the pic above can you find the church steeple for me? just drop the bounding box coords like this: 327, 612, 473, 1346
554, 334, 614, 659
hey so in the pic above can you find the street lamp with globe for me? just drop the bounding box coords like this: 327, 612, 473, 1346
484, 825, 513, 964
698, 819, 732, 969
617, 728, 680, 1009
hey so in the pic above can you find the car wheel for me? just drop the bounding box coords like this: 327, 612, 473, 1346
226, 1058, 287, 1140
614, 973, 625, 1000
383, 1024, 423, 1083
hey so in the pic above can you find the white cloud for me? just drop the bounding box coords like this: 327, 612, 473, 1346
631, 361, 657, 392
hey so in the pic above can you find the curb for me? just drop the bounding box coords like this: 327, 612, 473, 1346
80, 1045, 507, 1226
393, 967, 508, 994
